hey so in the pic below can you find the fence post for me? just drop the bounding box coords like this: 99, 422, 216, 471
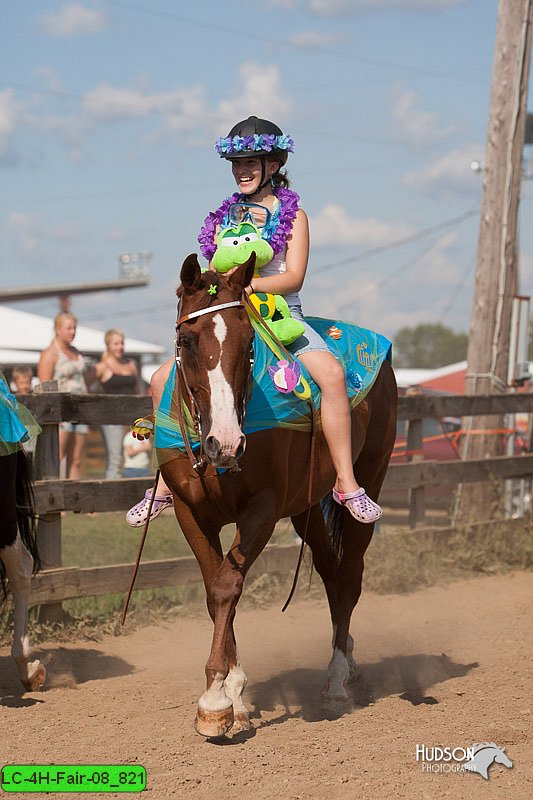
33, 397, 63, 623
406, 417, 426, 528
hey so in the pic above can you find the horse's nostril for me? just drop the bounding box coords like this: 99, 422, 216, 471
235, 436, 246, 460
205, 435, 221, 459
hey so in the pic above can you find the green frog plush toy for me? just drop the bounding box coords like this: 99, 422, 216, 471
211, 221, 305, 346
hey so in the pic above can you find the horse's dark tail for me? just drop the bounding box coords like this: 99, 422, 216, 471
1, 449, 40, 601
321, 491, 344, 561
16, 449, 40, 573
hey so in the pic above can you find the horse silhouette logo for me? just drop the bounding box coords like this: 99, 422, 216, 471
464, 742, 513, 780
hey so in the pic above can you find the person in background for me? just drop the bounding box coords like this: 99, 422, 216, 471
12, 366, 33, 396
95, 329, 140, 479
37, 312, 91, 479
122, 430, 151, 478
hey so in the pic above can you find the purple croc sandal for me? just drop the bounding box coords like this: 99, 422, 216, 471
332, 487, 383, 524
126, 490, 173, 527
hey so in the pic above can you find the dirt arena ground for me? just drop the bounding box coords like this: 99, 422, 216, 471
1, 570, 532, 800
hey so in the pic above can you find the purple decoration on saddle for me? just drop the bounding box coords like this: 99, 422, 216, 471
268, 359, 301, 394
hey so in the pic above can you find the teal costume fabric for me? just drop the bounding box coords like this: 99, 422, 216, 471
0, 373, 41, 456
155, 317, 391, 456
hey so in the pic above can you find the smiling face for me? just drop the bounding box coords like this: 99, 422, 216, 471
231, 157, 280, 195
108, 333, 125, 359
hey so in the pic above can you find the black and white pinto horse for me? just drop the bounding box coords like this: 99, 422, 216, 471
0, 449, 46, 691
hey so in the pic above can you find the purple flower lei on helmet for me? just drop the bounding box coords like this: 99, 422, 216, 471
214, 133, 295, 156
198, 187, 300, 261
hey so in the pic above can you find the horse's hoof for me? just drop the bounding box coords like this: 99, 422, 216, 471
195, 704, 234, 738
321, 692, 351, 717
21, 664, 46, 693
231, 712, 252, 734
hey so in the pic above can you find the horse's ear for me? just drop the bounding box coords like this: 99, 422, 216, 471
180, 254, 202, 295
227, 252, 256, 293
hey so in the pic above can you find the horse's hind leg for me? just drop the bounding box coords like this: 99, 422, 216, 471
1, 535, 46, 691
292, 505, 360, 702
0, 454, 45, 691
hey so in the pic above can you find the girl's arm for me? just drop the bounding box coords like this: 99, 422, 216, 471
249, 209, 309, 295
37, 347, 56, 383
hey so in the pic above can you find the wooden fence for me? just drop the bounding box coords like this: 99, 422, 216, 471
19, 391, 533, 613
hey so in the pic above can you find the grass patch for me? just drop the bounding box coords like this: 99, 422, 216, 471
1, 512, 532, 647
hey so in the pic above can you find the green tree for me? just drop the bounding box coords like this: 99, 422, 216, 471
393, 323, 468, 368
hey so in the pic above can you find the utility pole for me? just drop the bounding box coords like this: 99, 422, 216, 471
458, 0, 533, 521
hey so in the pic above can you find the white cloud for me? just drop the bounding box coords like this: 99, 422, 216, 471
287, 30, 345, 49
391, 85, 456, 149
214, 62, 291, 137
0, 89, 18, 160
309, 203, 417, 248
81, 84, 204, 122
6, 213, 40, 254
40, 3, 107, 36
6, 212, 83, 255
308, 0, 464, 14
21, 61, 292, 159
403, 144, 484, 194
304, 229, 465, 335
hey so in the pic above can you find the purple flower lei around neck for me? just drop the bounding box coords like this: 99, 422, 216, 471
197, 187, 300, 261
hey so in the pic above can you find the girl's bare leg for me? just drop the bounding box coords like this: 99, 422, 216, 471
297, 351, 359, 495
148, 357, 173, 495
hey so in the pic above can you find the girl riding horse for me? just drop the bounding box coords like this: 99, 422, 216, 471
128, 116, 382, 527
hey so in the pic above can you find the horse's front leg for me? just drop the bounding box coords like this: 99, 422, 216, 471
0, 532, 46, 692
196, 503, 278, 737
223, 620, 250, 733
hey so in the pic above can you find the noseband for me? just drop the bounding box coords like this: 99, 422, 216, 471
174, 298, 254, 470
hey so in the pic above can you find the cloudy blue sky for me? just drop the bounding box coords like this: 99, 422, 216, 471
2, 0, 533, 355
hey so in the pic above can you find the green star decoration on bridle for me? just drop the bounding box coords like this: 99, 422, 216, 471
207, 284, 217, 296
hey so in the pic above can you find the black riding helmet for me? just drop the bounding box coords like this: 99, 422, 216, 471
215, 115, 294, 192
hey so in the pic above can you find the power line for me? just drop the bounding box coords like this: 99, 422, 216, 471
439, 249, 477, 322
313, 208, 479, 275
106, 0, 486, 86
334, 234, 444, 316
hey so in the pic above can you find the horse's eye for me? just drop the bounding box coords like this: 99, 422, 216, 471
181, 336, 192, 350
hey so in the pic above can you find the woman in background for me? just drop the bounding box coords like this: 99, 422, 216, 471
96, 329, 140, 479
38, 312, 90, 479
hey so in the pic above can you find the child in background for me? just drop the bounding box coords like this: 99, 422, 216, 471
12, 366, 33, 396
122, 430, 151, 478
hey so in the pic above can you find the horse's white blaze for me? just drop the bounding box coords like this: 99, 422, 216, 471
0, 530, 41, 682
323, 647, 350, 699
207, 314, 242, 450
198, 672, 232, 712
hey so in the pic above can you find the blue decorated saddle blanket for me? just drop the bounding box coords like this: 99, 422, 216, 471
155, 317, 392, 452
0, 373, 41, 456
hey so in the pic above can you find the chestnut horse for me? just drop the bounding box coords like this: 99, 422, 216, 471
0, 449, 46, 691
160, 254, 397, 736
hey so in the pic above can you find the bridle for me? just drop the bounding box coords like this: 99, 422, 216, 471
174, 297, 254, 471
170, 288, 317, 614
